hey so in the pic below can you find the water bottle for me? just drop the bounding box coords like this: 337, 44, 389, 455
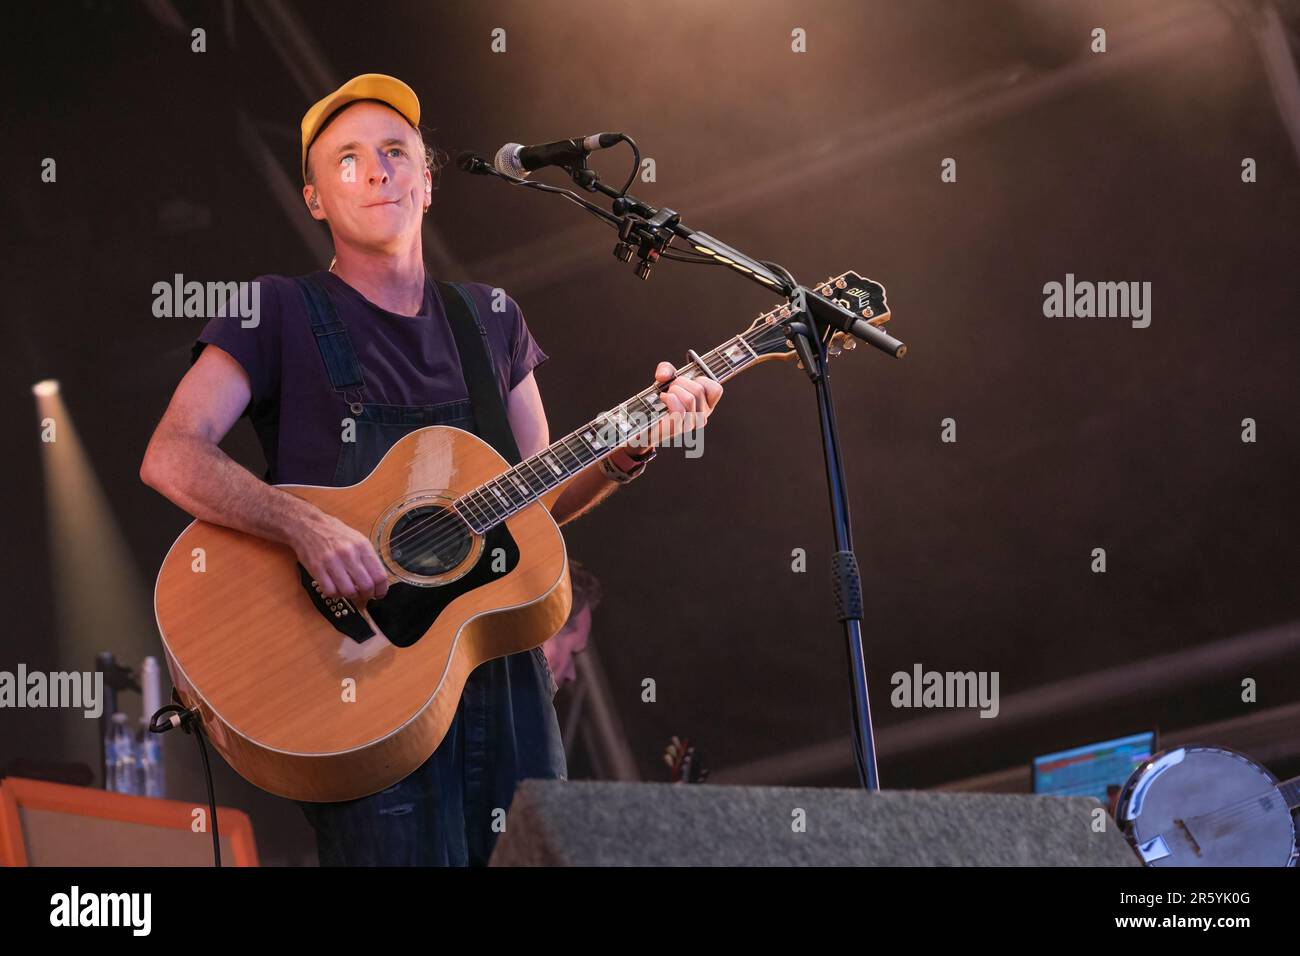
138, 658, 165, 798
105, 712, 139, 795
137, 718, 164, 798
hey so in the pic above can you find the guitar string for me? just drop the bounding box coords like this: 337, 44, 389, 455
374, 372, 704, 566
373, 328, 772, 562
324, 363, 719, 593
382, 375, 693, 554
322, 304, 857, 593
368, 394, 708, 582
353, 316, 849, 591
376, 297, 852, 559
341, 282, 858, 567
376, 326, 768, 555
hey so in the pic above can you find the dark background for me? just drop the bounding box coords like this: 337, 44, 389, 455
4, 0, 1299, 865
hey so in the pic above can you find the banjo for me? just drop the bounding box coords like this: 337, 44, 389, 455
1116, 745, 1299, 866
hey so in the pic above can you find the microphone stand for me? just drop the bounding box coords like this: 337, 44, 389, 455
459, 151, 906, 791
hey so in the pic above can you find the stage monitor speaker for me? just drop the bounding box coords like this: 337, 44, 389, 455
490, 780, 1139, 866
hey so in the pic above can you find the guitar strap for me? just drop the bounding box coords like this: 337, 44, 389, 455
294, 273, 523, 470
434, 280, 524, 467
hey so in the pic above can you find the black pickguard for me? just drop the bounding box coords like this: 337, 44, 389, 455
299, 524, 521, 647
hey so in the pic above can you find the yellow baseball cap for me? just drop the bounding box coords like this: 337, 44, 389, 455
300, 73, 421, 182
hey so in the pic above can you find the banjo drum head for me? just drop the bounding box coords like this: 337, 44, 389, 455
1117, 746, 1296, 867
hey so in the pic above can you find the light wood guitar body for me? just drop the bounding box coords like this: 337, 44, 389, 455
155, 426, 572, 803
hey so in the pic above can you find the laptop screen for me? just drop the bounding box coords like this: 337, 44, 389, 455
1033, 731, 1156, 801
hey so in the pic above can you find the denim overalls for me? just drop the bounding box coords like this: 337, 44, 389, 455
290, 272, 566, 866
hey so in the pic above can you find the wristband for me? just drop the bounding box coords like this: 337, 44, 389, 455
600, 445, 657, 483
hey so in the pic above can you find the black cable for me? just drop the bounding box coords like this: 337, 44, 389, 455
488, 159, 788, 278
760, 259, 799, 290
150, 697, 222, 867
612, 133, 641, 197
501, 175, 622, 228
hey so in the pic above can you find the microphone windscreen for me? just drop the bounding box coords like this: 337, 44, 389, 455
493, 143, 527, 178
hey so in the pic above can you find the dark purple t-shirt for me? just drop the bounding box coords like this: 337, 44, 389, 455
192, 270, 547, 485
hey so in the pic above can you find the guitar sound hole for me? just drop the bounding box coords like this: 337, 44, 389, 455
388, 506, 472, 576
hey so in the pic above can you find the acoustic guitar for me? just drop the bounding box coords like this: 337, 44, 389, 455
154, 272, 888, 802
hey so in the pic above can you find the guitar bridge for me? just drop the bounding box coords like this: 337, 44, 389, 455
298, 564, 375, 643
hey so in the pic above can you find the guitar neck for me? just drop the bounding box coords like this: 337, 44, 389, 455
453, 328, 770, 533
1280, 776, 1300, 811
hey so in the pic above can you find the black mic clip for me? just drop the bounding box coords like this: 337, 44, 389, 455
612, 205, 680, 281
570, 164, 599, 191
455, 151, 494, 176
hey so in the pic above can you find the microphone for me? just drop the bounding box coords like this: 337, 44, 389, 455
493, 133, 622, 178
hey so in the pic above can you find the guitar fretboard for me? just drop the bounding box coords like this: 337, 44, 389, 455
452, 327, 769, 533
1280, 776, 1300, 811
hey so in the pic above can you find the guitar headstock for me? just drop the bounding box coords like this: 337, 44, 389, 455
663, 735, 710, 785
741, 271, 890, 365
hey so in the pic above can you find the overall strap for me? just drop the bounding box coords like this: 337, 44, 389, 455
293, 274, 367, 412
436, 280, 523, 466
